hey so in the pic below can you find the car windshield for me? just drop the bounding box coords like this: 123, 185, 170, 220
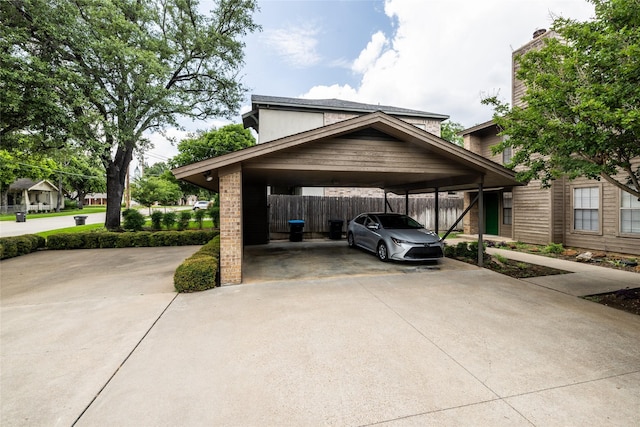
376, 215, 423, 229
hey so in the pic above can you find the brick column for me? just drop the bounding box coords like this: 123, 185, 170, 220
219, 165, 243, 285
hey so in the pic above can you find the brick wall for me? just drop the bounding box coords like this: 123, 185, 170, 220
219, 165, 243, 285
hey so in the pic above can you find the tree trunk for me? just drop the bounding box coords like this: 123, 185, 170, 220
77, 190, 86, 209
105, 161, 127, 230
0, 187, 8, 214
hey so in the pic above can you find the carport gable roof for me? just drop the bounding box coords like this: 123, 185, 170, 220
173, 111, 521, 193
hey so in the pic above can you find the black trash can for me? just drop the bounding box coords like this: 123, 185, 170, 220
288, 219, 305, 242
328, 219, 344, 240
74, 215, 88, 226
15, 212, 26, 223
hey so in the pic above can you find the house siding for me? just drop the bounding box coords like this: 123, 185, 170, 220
551, 178, 566, 244
259, 109, 324, 143
564, 176, 640, 255
512, 181, 552, 245
246, 137, 464, 175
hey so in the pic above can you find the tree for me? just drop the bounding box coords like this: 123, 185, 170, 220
482, 0, 640, 200
169, 124, 255, 200
169, 124, 256, 167
3, 0, 260, 230
440, 121, 464, 146
60, 155, 106, 209
131, 175, 182, 215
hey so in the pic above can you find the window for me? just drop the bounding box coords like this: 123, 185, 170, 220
503, 192, 513, 225
502, 146, 513, 165
573, 187, 599, 232
621, 190, 640, 234
501, 136, 512, 165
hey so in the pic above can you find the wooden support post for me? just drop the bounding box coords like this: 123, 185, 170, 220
478, 181, 484, 267
434, 188, 439, 235
405, 191, 409, 215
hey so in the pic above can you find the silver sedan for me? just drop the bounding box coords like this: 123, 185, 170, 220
347, 213, 444, 262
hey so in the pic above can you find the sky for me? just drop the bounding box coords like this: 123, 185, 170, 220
144, 0, 596, 166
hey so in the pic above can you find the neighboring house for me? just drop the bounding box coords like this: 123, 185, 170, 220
84, 193, 107, 206
6, 178, 62, 212
461, 30, 640, 255
242, 95, 450, 197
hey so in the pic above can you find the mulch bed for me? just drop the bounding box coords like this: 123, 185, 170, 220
584, 288, 640, 316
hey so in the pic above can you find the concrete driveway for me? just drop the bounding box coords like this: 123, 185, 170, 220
1, 243, 639, 426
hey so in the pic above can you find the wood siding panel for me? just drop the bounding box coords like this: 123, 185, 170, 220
513, 181, 551, 245
564, 176, 640, 255
245, 137, 463, 174
551, 178, 566, 243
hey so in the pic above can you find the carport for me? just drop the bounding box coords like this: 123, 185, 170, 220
173, 111, 521, 285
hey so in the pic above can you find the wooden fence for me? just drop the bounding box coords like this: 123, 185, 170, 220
268, 195, 464, 235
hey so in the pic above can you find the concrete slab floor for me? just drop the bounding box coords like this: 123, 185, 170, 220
76, 271, 640, 426
243, 239, 473, 284
2, 244, 639, 426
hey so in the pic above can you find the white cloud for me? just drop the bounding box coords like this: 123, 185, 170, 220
300, 84, 358, 100
301, 0, 596, 127
352, 31, 388, 74
263, 25, 322, 68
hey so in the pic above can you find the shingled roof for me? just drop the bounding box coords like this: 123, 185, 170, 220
242, 95, 448, 131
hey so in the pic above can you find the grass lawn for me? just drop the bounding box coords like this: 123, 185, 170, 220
0, 206, 106, 221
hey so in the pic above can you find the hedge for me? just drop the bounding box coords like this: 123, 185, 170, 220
45, 230, 217, 250
174, 235, 221, 293
0, 234, 46, 260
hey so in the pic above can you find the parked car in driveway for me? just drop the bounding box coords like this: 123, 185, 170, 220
347, 213, 444, 262
192, 200, 211, 210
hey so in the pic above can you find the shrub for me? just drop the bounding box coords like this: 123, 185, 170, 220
174, 256, 218, 292
150, 211, 163, 231
122, 209, 146, 231
47, 233, 84, 250
83, 232, 102, 249
64, 199, 78, 209
208, 205, 219, 228
443, 244, 456, 258
193, 208, 206, 229
116, 232, 136, 248
174, 235, 221, 292
177, 210, 192, 231
455, 242, 473, 258
132, 231, 152, 247
42, 230, 217, 251
98, 232, 119, 248
12, 234, 46, 254
542, 242, 564, 254
162, 211, 177, 230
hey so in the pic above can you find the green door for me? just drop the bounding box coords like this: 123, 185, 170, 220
484, 193, 499, 235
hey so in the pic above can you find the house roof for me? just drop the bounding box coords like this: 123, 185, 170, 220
460, 119, 499, 136
174, 111, 521, 195
8, 178, 59, 192
242, 95, 449, 131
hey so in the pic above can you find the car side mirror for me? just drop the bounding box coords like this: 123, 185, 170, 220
367, 223, 380, 230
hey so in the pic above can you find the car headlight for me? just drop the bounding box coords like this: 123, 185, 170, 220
391, 237, 409, 246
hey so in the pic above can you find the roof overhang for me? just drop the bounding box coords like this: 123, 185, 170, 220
174, 112, 522, 194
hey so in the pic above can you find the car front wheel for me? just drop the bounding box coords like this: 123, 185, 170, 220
377, 242, 389, 262
347, 232, 356, 248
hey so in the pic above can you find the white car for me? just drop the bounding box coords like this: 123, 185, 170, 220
192, 200, 211, 210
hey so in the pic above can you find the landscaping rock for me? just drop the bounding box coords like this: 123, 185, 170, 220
576, 252, 593, 262
563, 249, 578, 257
592, 251, 607, 259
